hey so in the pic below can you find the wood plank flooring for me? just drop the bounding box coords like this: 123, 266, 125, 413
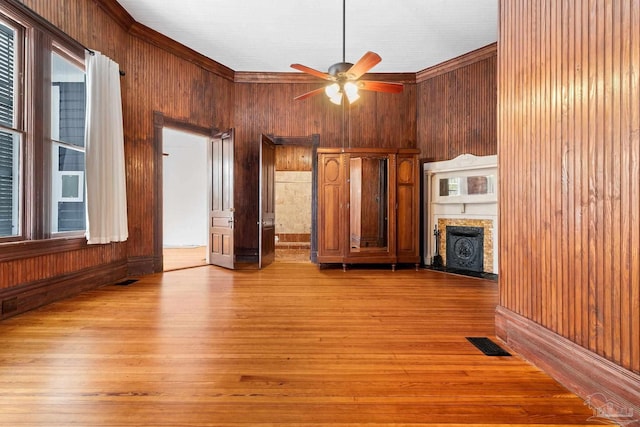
163, 246, 208, 271
0, 263, 605, 426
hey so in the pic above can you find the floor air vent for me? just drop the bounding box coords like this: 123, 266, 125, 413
466, 337, 511, 356
114, 279, 139, 286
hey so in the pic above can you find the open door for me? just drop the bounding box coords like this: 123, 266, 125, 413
258, 134, 276, 268
208, 130, 235, 269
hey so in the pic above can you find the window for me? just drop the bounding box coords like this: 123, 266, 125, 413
0, 19, 20, 238
51, 51, 86, 233
0, 1, 87, 247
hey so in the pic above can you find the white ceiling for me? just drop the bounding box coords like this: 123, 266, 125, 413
116, 0, 498, 74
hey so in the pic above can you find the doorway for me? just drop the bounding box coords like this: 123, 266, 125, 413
270, 135, 319, 263
162, 128, 208, 271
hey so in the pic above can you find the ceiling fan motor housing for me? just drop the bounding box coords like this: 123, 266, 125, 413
328, 62, 354, 80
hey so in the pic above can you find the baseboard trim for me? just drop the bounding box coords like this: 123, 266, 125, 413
496, 306, 640, 425
127, 255, 159, 276
0, 260, 127, 320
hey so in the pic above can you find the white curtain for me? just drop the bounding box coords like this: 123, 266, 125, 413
84, 51, 128, 244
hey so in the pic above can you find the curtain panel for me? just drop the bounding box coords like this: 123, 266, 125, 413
84, 51, 128, 244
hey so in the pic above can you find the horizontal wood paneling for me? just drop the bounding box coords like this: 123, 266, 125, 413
498, 0, 640, 378
417, 52, 497, 161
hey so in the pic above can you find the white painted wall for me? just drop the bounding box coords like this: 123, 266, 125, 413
162, 128, 208, 247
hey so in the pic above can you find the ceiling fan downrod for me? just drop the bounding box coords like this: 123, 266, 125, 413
342, 0, 346, 63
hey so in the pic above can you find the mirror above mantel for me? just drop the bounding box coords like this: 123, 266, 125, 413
425, 154, 498, 205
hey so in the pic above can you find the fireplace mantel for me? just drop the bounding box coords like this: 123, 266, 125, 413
423, 154, 498, 273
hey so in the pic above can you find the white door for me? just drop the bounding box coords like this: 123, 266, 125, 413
208, 130, 235, 269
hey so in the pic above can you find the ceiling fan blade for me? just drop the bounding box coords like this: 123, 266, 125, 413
359, 80, 404, 94
290, 63, 333, 80
294, 87, 326, 101
346, 51, 382, 79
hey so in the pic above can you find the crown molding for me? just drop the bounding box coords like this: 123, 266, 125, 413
234, 71, 416, 85
94, 0, 492, 84
92, 0, 135, 30
128, 22, 235, 81
416, 42, 497, 82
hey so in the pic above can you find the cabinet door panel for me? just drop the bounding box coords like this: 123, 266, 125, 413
317, 154, 345, 262
396, 155, 420, 262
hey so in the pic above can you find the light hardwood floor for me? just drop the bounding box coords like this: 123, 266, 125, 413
163, 246, 208, 271
0, 263, 604, 426
163, 246, 310, 271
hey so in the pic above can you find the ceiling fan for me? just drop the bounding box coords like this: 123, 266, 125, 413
290, 1, 403, 105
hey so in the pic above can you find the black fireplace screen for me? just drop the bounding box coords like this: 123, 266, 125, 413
446, 226, 484, 273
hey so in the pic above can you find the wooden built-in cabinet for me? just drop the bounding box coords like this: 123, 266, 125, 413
317, 148, 420, 270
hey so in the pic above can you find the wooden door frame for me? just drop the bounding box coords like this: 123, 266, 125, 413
152, 111, 219, 273
267, 134, 320, 263
259, 134, 276, 269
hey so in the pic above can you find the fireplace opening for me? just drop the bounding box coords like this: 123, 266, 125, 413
446, 226, 484, 273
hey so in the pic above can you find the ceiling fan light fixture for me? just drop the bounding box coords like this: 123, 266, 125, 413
325, 83, 343, 105
344, 82, 360, 103
290, 0, 401, 103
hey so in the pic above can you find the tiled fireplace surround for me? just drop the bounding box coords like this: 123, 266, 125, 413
423, 154, 498, 274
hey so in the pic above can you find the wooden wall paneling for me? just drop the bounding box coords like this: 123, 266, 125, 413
22, 0, 129, 68
564, 0, 575, 346
497, 0, 640, 415
417, 51, 497, 162
377, 86, 417, 148
0, 0, 131, 313
576, 0, 589, 348
7, 0, 234, 289
346, 92, 377, 148
627, 0, 640, 375
123, 33, 234, 271
232, 79, 415, 257
275, 145, 313, 171
232, 83, 258, 257
0, 243, 127, 318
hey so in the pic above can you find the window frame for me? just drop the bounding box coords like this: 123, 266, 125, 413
49, 45, 87, 236
0, 0, 89, 259
0, 15, 24, 243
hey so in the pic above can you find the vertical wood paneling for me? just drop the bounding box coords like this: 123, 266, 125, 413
499, 0, 640, 374
232, 81, 416, 253
123, 36, 233, 259
3, 1, 234, 293
0, 0, 132, 294
629, 0, 640, 374
275, 146, 312, 171
417, 54, 497, 161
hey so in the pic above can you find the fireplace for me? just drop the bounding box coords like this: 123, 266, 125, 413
445, 226, 484, 273
424, 154, 498, 274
